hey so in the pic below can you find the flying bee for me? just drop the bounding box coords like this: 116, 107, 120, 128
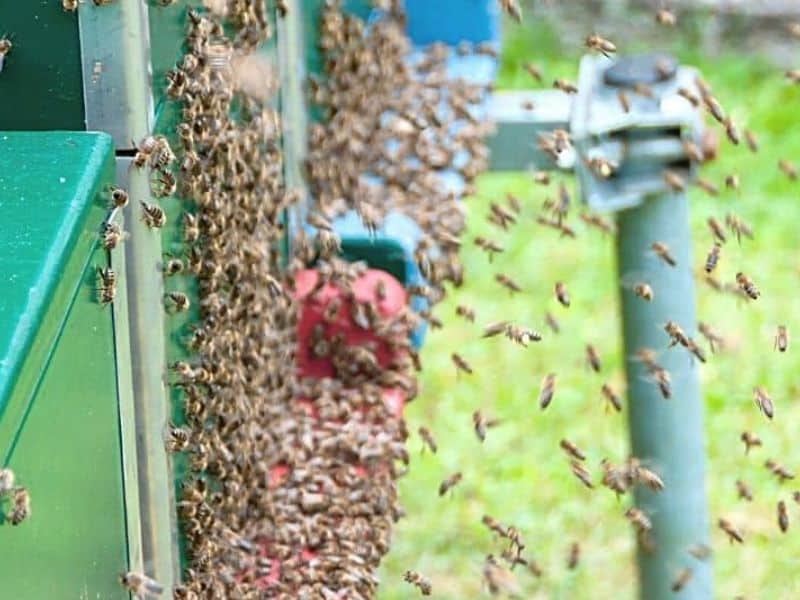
740, 432, 762, 454
163, 258, 184, 276
726, 213, 753, 243
766, 459, 795, 483
617, 89, 631, 113
698, 322, 724, 353
653, 367, 672, 399
671, 568, 693, 593
736, 272, 760, 300
110, 186, 129, 209
403, 570, 432, 596
775, 325, 789, 352
678, 87, 700, 107
754, 387, 774, 419
473, 410, 500, 442
119, 572, 164, 599
496, 273, 522, 294
655, 8, 677, 26
475, 236, 504, 261
725, 173, 740, 191
455, 305, 476, 322
62, 0, 78, 10
665, 321, 690, 348
663, 169, 686, 192
625, 507, 652, 533
601, 383, 622, 412
418, 427, 437, 454
567, 542, 581, 570
101, 222, 124, 250
439, 472, 463, 496
718, 518, 743, 544
536, 215, 576, 238
636, 465, 665, 492
165, 424, 191, 453
704, 243, 721, 274
276, 0, 289, 17
723, 117, 740, 145
545, 312, 560, 334
586, 155, 617, 179
483, 321, 510, 339
779, 158, 799, 181
539, 373, 557, 410
484, 554, 521, 596
745, 129, 759, 153
166, 291, 190, 313
579, 211, 616, 236
735, 479, 753, 502
498, 0, 522, 22
687, 544, 712, 561
451, 353, 473, 376
8, 487, 30, 525
649, 242, 677, 267
483, 515, 508, 537
555, 281, 570, 307
524, 62, 542, 82
570, 460, 594, 489
633, 283, 654, 302
585, 34, 616, 57
532, 170, 550, 185
585, 344, 601, 372
140, 201, 166, 229
506, 324, 542, 346
703, 95, 726, 123
560, 439, 586, 461
778, 500, 790, 533
707, 216, 727, 243
553, 78, 578, 94
683, 140, 705, 163
96, 267, 117, 305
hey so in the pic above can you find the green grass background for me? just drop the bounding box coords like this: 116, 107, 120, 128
378, 8, 800, 600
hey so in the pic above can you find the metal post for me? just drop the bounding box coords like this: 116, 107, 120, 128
616, 191, 712, 599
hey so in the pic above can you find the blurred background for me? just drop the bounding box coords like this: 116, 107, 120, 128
378, 1, 800, 597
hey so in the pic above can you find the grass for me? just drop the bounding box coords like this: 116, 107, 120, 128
377, 9, 800, 600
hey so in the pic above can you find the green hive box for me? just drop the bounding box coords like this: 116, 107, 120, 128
0, 132, 132, 599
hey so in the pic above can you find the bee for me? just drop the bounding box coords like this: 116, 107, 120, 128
775, 325, 789, 352
439, 472, 463, 496
671, 568, 693, 593
601, 383, 623, 412
0, 468, 15, 495
482, 514, 508, 537
132, 136, 159, 169
473, 411, 500, 442
683, 140, 705, 163
102, 222, 124, 250
110, 186, 129, 209
726, 213, 753, 242
735, 479, 753, 502
579, 211, 616, 236
97, 267, 117, 305
663, 169, 686, 192
119, 572, 164, 599
655, 8, 677, 26
62, 0, 78, 10
745, 129, 759, 153
585, 344, 602, 372
545, 312, 561, 334
704, 243, 721, 274
539, 373, 557, 410
505, 324, 542, 346
707, 216, 727, 243
455, 304, 476, 324
740, 432, 762, 454
140, 201, 166, 229
703, 95, 726, 123
778, 500, 790, 533
665, 321, 690, 348
506, 193, 522, 214
276, 0, 289, 17
403, 570, 432, 596
725, 173, 740, 191
687, 544, 712, 561
560, 439, 586, 461
483, 554, 521, 596
786, 69, 800, 84
653, 368, 672, 399
451, 353, 473, 375
153, 171, 177, 197
636, 465, 665, 492
718, 518, 743, 543
698, 321, 724, 353
524, 62, 543, 83
567, 542, 581, 570
633, 283, 654, 302
586, 156, 617, 179
678, 87, 700, 107
166, 291, 191, 313
736, 272, 760, 300
495, 273, 522, 294
163, 258, 184, 276
498, 0, 522, 22
165, 423, 191, 452
8, 487, 30, 525
766, 459, 795, 483
536, 215, 577, 238
475, 236, 504, 261
789, 22, 800, 38
555, 281, 570, 307
723, 117, 740, 145
553, 78, 578, 94
532, 170, 550, 185
617, 89, 632, 113
482, 321, 510, 339
625, 507, 652, 533
570, 460, 594, 489
753, 387, 774, 419
779, 158, 798, 181
585, 34, 616, 57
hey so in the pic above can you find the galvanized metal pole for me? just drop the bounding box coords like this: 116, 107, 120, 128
616, 191, 713, 599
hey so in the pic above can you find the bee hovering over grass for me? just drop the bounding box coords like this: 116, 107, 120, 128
555, 281, 570, 307
560, 439, 586, 461
585, 344, 602, 372
439, 472, 463, 497
403, 570, 432, 596
539, 373, 557, 410
451, 353, 473, 376
418, 427, 437, 454
718, 518, 744, 543
754, 387, 774, 420
735, 479, 753, 502
736, 272, 760, 300
778, 501, 790, 533
472, 410, 500, 442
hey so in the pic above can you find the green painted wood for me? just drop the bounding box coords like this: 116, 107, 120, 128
0, 132, 114, 430
0, 1, 85, 130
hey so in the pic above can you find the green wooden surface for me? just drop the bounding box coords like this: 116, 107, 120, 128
0, 1, 85, 130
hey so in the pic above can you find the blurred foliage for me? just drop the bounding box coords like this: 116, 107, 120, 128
378, 9, 800, 600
